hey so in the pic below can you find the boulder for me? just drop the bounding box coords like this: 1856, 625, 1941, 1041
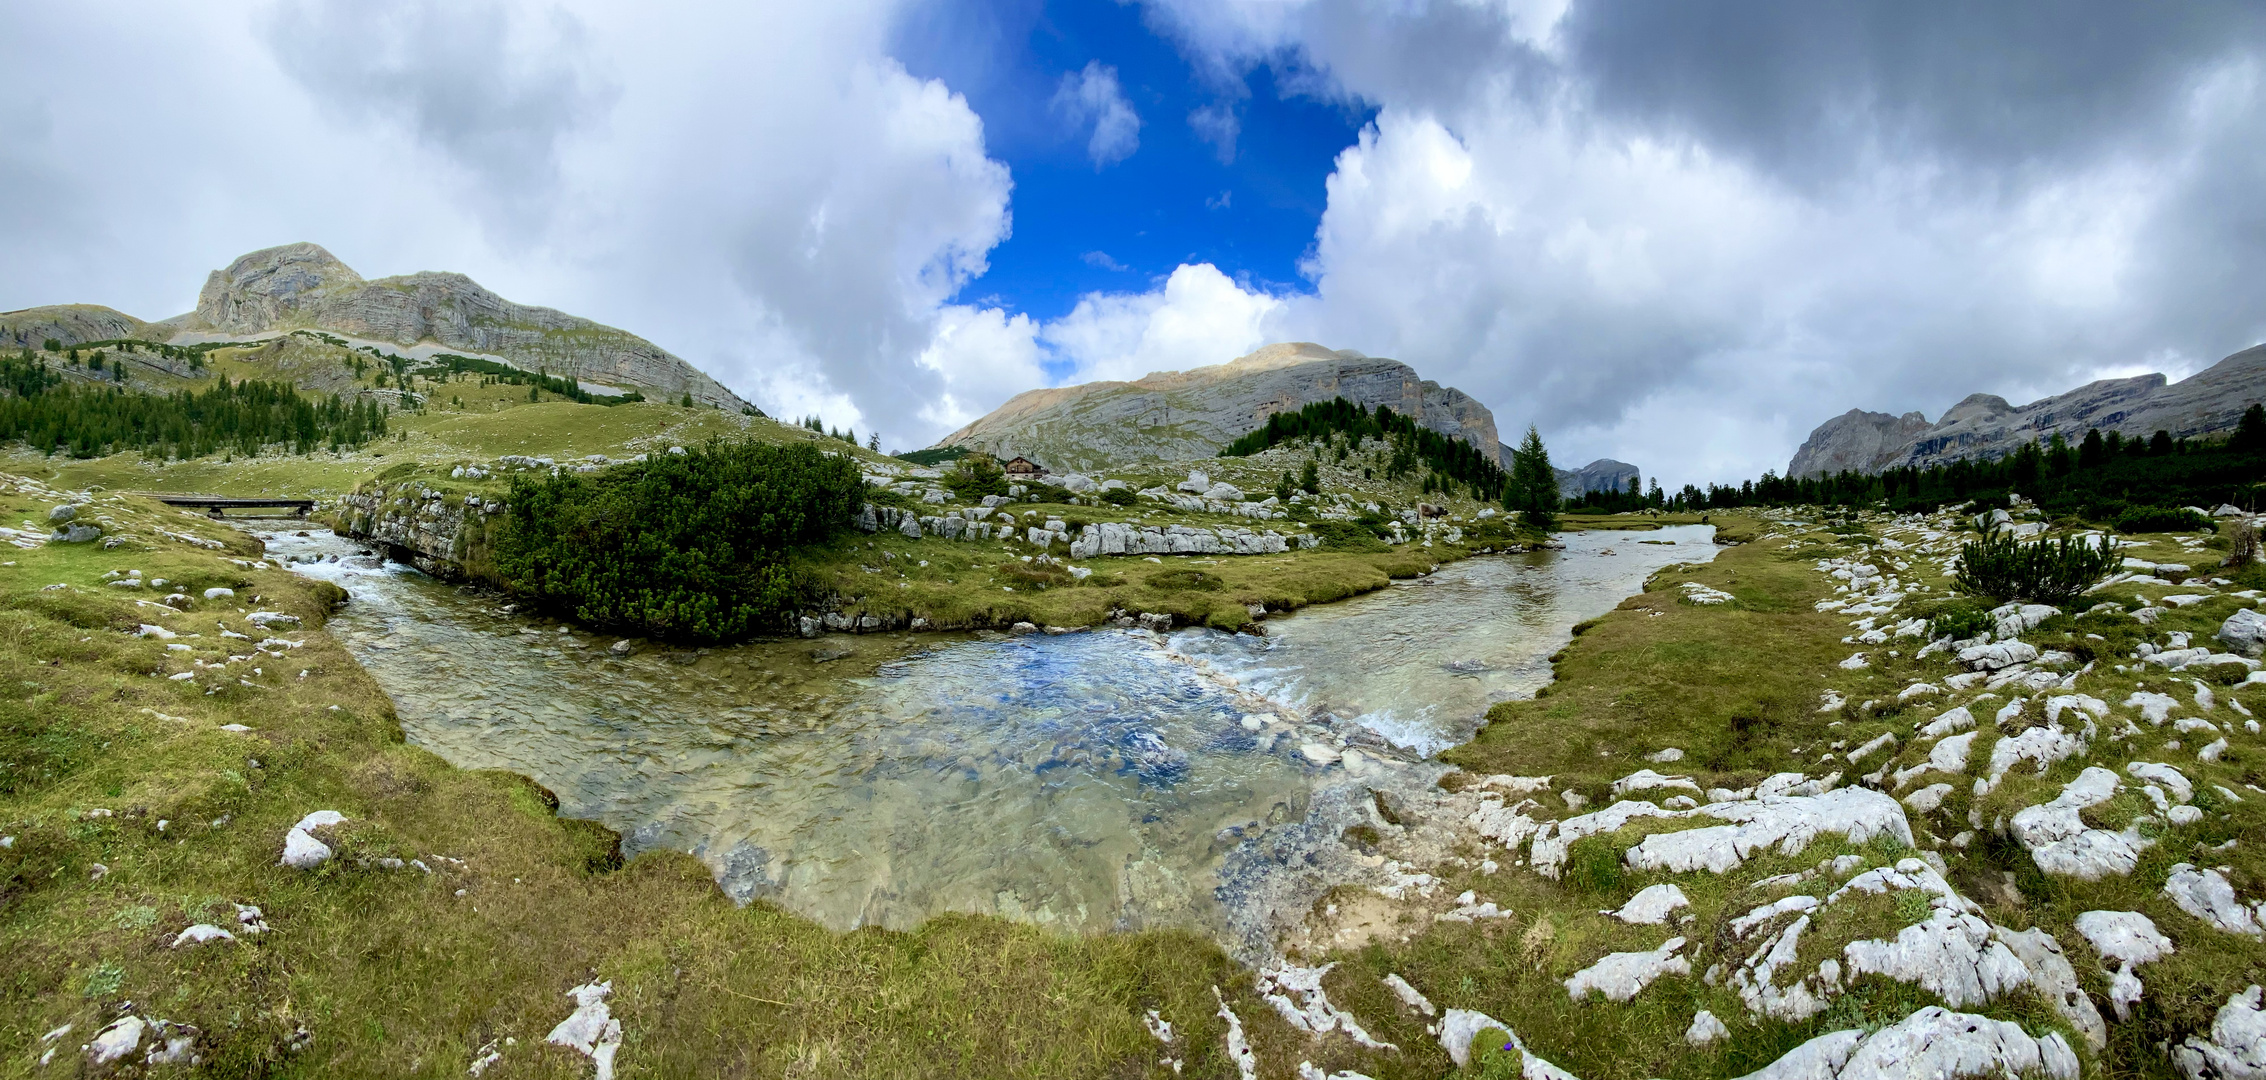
52, 524, 102, 543
1611, 883, 1692, 925
88, 1016, 146, 1066
1686, 1010, 1729, 1046
280, 810, 347, 869
2218, 608, 2266, 657
48, 503, 77, 523
1202, 481, 1245, 502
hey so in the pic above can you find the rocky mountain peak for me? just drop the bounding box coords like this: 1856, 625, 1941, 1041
936, 342, 1501, 472
1789, 346, 2263, 477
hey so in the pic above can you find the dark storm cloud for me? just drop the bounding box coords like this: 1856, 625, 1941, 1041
1560, 1, 2266, 186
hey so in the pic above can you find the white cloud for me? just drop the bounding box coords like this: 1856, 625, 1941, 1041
1188, 101, 1240, 162
1138, 0, 2266, 488
915, 305, 1047, 439
1051, 60, 1142, 167
0, 0, 1016, 448
1043, 263, 1283, 383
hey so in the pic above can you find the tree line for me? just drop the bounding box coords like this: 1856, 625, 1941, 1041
0, 352, 387, 459
1568, 405, 2266, 520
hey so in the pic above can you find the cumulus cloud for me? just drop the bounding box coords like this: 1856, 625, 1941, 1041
1134, 0, 2266, 484
1052, 60, 1142, 167
916, 305, 1048, 439
0, 0, 1020, 448
1042, 263, 1283, 384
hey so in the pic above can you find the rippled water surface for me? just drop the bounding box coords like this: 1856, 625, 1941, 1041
265, 523, 1713, 943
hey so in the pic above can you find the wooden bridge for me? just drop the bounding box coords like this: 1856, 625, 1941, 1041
134, 493, 316, 519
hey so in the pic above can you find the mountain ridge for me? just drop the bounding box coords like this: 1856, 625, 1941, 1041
1, 243, 751, 411
1788, 343, 2266, 477
935, 342, 1502, 473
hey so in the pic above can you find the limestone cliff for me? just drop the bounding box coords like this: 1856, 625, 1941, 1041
171, 243, 749, 411
935, 342, 1501, 472
1789, 343, 2266, 477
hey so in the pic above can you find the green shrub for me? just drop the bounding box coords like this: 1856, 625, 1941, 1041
1953, 531, 2118, 603
493, 438, 862, 643
1309, 520, 1388, 552
1099, 486, 1137, 507
2115, 505, 2214, 533
941, 453, 1007, 499
1923, 601, 1992, 641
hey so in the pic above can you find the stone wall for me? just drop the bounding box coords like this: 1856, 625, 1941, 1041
853, 503, 1319, 556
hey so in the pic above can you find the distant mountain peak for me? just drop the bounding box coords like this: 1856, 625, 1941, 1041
936, 342, 1498, 472
1789, 347, 2264, 477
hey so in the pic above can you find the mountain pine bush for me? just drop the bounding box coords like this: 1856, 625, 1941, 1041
1953, 530, 2119, 604
493, 438, 864, 643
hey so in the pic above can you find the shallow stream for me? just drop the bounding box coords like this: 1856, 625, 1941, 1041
263, 524, 1715, 952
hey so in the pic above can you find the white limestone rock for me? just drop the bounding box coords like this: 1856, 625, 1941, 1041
1623, 787, 1913, 875
171, 923, 235, 948
1611, 883, 1692, 925
1435, 1009, 1579, 1079
1735, 1006, 2078, 1080
1919, 706, 1977, 738
87, 1016, 146, 1066
1611, 769, 1701, 797
1381, 973, 1435, 1016
2220, 608, 2266, 657
2009, 768, 2150, 879
2075, 910, 2175, 1021
1256, 963, 1393, 1049
1903, 784, 1954, 813
1687, 1009, 1730, 1046
2163, 864, 2264, 937
1958, 641, 2039, 671
279, 810, 347, 869
1565, 936, 1689, 1002
2172, 985, 2266, 1080
546, 981, 623, 1080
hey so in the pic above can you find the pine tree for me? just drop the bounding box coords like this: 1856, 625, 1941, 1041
1505, 425, 1559, 530
1299, 458, 1320, 494
2234, 403, 2266, 452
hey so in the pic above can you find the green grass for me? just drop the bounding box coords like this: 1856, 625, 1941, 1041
0, 478, 1291, 1079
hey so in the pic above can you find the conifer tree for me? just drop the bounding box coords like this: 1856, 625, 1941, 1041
1505, 425, 1559, 530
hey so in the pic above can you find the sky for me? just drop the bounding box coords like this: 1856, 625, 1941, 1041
4, 1, 2266, 488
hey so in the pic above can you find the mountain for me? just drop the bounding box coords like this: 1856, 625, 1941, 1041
1553, 458, 1641, 500
1, 243, 750, 411
935, 342, 1501, 473
1789, 343, 2266, 478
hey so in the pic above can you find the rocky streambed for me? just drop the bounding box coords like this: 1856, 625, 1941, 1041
261, 525, 1717, 959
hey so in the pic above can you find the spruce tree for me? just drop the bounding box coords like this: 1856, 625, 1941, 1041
1505, 425, 1559, 530
2234, 403, 2266, 452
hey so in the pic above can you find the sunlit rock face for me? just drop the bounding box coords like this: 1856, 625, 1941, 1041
181, 242, 750, 411
1788, 342, 2266, 477
934, 342, 1501, 473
